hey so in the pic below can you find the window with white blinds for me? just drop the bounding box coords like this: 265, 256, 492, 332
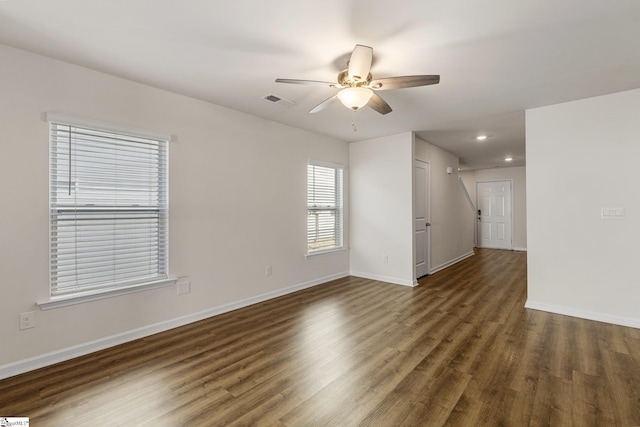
49, 116, 169, 298
307, 161, 343, 254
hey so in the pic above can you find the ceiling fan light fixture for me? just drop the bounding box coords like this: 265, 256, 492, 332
337, 87, 373, 110
275, 44, 439, 117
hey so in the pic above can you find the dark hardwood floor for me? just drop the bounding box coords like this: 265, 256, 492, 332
2, 248, 640, 426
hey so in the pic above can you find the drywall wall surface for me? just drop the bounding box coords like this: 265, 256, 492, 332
427, 144, 474, 271
349, 133, 414, 285
0, 43, 349, 368
526, 88, 640, 327
415, 137, 431, 162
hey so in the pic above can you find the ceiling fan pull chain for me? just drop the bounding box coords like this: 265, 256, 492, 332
352, 110, 358, 132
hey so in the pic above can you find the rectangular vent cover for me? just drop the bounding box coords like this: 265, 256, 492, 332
262, 94, 295, 106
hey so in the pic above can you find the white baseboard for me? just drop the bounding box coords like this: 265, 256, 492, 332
429, 251, 475, 274
525, 299, 640, 329
349, 271, 416, 287
0, 272, 349, 380
513, 247, 527, 252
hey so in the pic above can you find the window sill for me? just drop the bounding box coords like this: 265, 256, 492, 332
305, 248, 347, 259
37, 278, 177, 310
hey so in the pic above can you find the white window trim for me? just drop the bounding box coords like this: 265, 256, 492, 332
42, 112, 176, 308
44, 112, 177, 143
305, 247, 347, 258
37, 278, 176, 310
308, 159, 345, 169
307, 159, 345, 256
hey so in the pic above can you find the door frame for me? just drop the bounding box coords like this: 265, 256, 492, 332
476, 179, 514, 250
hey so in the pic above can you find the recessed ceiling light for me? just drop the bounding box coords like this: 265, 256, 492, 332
476, 135, 487, 141
505, 157, 513, 162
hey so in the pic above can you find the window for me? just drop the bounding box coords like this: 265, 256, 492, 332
48, 113, 170, 300
307, 161, 344, 254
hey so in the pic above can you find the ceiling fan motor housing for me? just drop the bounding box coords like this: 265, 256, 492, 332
338, 70, 372, 87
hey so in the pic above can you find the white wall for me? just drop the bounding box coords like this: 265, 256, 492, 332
0, 44, 350, 375
419, 140, 474, 272
349, 133, 415, 285
460, 166, 527, 250
526, 88, 640, 328
348, 134, 473, 286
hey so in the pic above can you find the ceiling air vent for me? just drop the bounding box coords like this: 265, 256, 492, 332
262, 94, 295, 106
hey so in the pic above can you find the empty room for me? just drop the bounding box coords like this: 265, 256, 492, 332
1, 1, 639, 425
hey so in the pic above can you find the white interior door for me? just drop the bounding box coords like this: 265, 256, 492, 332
415, 160, 430, 278
477, 180, 512, 249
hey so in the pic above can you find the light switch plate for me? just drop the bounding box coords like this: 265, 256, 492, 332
601, 207, 624, 219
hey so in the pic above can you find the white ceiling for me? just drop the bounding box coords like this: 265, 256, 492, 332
1, 0, 640, 170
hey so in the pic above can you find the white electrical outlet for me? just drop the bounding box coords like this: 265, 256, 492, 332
265, 265, 272, 276
176, 279, 191, 295
383, 255, 389, 263
19, 311, 35, 330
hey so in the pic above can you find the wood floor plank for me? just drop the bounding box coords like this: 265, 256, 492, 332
2, 248, 640, 426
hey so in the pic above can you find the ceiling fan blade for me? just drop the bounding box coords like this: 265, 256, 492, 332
369, 75, 440, 90
367, 93, 392, 115
275, 78, 338, 87
347, 44, 373, 83
309, 95, 337, 113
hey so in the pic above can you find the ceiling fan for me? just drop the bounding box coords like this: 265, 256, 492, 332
275, 44, 440, 115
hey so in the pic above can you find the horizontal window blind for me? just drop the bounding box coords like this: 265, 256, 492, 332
49, 122, 168, 296
307, 162, 343, 253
